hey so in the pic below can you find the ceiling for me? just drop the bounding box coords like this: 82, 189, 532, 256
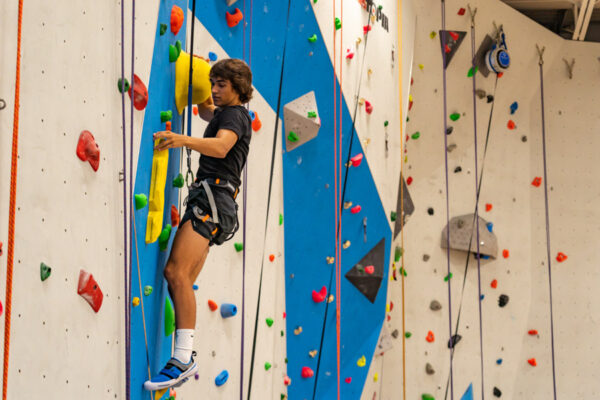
501, 0, 600, 42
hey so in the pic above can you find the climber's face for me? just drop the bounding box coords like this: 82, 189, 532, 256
210, 77, 241, 107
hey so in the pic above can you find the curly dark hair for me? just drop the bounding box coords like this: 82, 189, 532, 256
209, 58, 253, 104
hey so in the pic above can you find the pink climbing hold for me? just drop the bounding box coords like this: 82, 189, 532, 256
226, 8, 244, 28
77, 269, 103, 313
312, 286, 327, 303
128, 74, 148, 110
363, 25, 372, 35
171, 5, 184, 35
345, 377, 352, 383
76, 130, 100, 172
365, 100, 373, 114
364, 265, 375, 274
350, 153, 364, 167
301, 366, 314, 378
350, 205, 362, 214
283, 376, 292, 385
346, 48, 355, 59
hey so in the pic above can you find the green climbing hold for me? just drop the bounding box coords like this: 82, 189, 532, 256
284, 357, 288, 364
279, 213, 283, 225
405, 331, 412, 338
308, 34, 317, 43
422, 395, 435, 400
173, 173, 184, 188
411, 131, 420, 140
444, 273, 453, 282
175, 40, 181, 54
281, 395, 286, 400
40, 262, 52, 281
234, 242, 244, 252
287, 131, 299, 142
134, 193, 148, 210
335, 18, 342, 30
264, 362, 272, 371
449, 113, 460, 121
169, 41, 182, 62
160, 110, 173, 123
390, 211, 397, 222
384, 120, 389, 127
394, 246, 403, 262
144, 285, 153, 296
165, 297, 175, 336
158, 224, 172, 251
467, 66, 478, 77
266, 317, 274, 327
307, 111, 317, 118
159, 23, 168, 36
400, 267, 407, 277
280, 330, 284, 337
117, 78, 130, 93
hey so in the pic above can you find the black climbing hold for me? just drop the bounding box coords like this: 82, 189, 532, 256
345, 238, 386, 303
423, 254, 430, 262
446, 126, 454, 135
427, 207, 434, 215
439, 30, 467, 69
448, 334, 462, 348
430, 300, 442, 311
493, 387, 502, 397
425, 362, 435, 375
487, 95, 494, 103
498, 294, 509, 307
521, 136, 527, 142
391, 329, 399, 339
475, 89, 486, 99
454, 166, 462, 173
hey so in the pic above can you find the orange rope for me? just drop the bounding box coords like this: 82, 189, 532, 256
3, 1, 24, 398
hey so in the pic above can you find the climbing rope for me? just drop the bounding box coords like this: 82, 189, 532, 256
536, 44, 558, 400
336, 2, 343, 399
439, 1, 455, 398
3, 1, 24, 398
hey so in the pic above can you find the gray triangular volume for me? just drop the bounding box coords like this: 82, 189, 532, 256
345, 237, 386, 303
283, 91, 321, 152
393, 175, 414, 239
375, 324, 394, 356
439, 30, 466, 69
473, 34, 493, 77
440, 214, 498, 259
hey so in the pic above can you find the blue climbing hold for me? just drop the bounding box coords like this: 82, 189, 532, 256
486, 222, 493, 232
220, 303, 237, 318
496, 358, 503, 365
480, 294, 485, 300
482, 254, 490, 259
215, 370, 229, 386
208, 51, 218, 62
248, 110, 256, 121
510, 101, 518, 115
460, 383, 473, 400
192, 284, 199, 290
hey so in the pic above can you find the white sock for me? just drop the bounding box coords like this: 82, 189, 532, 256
173, 329, 194, 364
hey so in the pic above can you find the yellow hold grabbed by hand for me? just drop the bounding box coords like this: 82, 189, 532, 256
174, 51, 212, 115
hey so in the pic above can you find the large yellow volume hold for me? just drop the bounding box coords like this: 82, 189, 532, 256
174, 51, 212, 115
145, 139, 169, 243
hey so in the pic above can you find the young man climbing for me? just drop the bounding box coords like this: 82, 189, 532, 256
144, 58, 253, 391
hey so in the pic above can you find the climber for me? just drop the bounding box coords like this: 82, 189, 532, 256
143, 58, 253, 391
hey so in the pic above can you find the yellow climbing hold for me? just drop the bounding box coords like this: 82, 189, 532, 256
174, 51, 212, 115
132, 297, 140, 307
430, 31, 437, 39
145, 139, 169, 244
409, 94, 413, 102
373, 373, 379, 382
357, 355, 366, 367
419, 64, 424, 70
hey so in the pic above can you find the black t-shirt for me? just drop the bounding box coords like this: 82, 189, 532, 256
196, 105, 251, 188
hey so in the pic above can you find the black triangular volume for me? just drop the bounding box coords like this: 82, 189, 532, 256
439, 30, 467, 69
393, 174, 414, 240
473, 34, 493, 77
345, 238, 386, 303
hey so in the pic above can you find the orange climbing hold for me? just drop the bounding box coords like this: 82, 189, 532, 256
208, 299, 218, 311
252, 112, 262, 132
502, 249, 509, 258
528, 358, 537, 366
426, 330, 435, 343
226, 8, 243, 28
485, 203, 492, 212
507, 120, 516, 130
556, 252, 567, 262
165, 121, 172, 131
193, 105, 198, 115
528, 329, 538, 335
171, 5, 184, 35
269, 254, 275, 262
171, 205, 180, 227
491, 279, 498, 289
532, 177, 542, 187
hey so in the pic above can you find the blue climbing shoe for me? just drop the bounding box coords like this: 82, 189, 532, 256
143, 352, 198, 391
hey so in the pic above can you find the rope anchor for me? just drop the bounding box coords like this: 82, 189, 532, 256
536, 44, 545, 65
562, 57, 575, 79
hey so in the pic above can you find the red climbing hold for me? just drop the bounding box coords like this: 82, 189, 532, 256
491, 279, 498, 289
346, 49, 355, 59
312, 286, 327, 303
364, 265, 375, 274
128, 74, 148, 110
497, 72, 504, 78
426, 330, 435, 343
389, 301, 394, 311
350, 153, 363, 167
556, 252, 567, 262
252, 112, 262, 132
0, 242, 3, 256
269, 254, 275, 262
350, 205, 362, 214
283, 311, 286, 319
406, 176, 413, 185
363, 25, 372, 35
458, 7, 466, 15
284, 376, 292, 385
409, 99, 414, 111
301, 367, 314, 378
166, 121, 172, 131
485, 203, 492, 212
76, 130, 100, 172
365, 100, 373, 114
171, 5, 184, 35
345, 377, 352, 383
208, 299, 218, 311
449, 31, 459, 41
528, 358, 537, 367
502, 249, 509, 258
193, 106, 198, 116
532, 177, 542, 187
387, 315, 391, 321
528, 329, 538, 335
171, 205, 180, 227
77, 269, 103, 313
507, 120, 516, 130
226, 8, 244, 28
445, 44, 451, 54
